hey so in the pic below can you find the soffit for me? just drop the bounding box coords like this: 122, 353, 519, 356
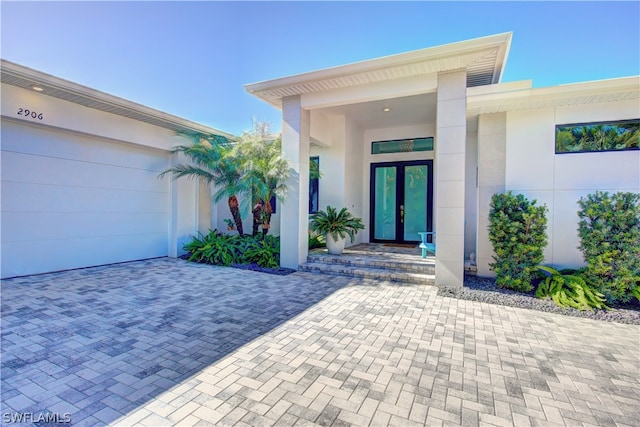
1, 60, 235, 139
467, 77, 640, 115
245, 33, 512, 109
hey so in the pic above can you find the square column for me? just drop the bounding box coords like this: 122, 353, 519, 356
168, 151, 198, 258
281, 96, 310, 269
435, 70, 467, 286
476, 113, 506, 277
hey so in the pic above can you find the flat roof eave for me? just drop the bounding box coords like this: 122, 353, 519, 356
1, 59, 236, 139
245, 32, 513, 108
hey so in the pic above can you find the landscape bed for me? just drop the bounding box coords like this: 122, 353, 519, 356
439, 274, 640, 325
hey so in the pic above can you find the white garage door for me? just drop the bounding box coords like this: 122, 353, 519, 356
1, 120, 171, 278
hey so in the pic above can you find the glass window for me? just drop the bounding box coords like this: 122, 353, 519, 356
309, 156, 319, 214
372, 137, 434, 154
555, 119, 639, 154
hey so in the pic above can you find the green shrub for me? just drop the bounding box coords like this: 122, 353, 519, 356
183, 230, 240, 266
489, 192, 548, 292
577, 191, 640, 303
535, 266, 608, 311
241, 235, 280, 268
183, 231, 280, 269
308, 232, 326, 249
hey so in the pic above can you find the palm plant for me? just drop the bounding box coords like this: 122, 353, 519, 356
235, 131, 291, 234
159, 134, 247, 235
310, 206, 364, 254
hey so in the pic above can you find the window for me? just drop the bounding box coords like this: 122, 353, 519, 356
555, 119, 639, 154
372, 137, 434, 154
309, 156, 319, 214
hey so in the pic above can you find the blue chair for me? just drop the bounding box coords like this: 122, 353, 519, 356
418, 232, 436, 258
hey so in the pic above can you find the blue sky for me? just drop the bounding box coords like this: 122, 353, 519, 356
2, 1, 638, 136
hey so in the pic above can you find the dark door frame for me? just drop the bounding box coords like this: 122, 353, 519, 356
369, 159, 433, 244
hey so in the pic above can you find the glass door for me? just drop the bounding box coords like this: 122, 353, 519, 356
370, 160, 433, 243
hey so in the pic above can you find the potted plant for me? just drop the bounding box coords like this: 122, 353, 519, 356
310, 206, 365, 255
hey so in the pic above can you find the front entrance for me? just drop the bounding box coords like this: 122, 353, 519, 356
370, 160, 433, 244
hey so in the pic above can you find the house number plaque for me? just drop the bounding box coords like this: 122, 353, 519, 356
17, 108, 44, 121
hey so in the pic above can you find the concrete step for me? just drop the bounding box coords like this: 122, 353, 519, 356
299, 261, 435, 285
306, 252, 435, 275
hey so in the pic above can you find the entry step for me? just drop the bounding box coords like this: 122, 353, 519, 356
299, 262, 435, 285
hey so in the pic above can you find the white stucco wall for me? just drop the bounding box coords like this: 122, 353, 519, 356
1, 83, 204, 278
505, 99, 640, 269
319, 115, 348, 211
309, 115, 362, 245
344, 118, 365, 245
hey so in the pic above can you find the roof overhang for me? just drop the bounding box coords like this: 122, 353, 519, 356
467, 76, 640, 115
245, 32, 512, 109
1, 59, 236, 139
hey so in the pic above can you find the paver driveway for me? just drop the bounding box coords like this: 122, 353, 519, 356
1, 258, 639, 426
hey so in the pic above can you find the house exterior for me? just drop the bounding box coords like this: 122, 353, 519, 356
0, 60, 232, 279
244, 32, 640, 286
2, 33, 638, 284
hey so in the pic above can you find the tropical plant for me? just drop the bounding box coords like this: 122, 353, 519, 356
310, 206, 365, 242
242, 235, 280, 268
310, 157, 321, 180
234, 126, 291, 235
577, 191, 640, 303
183, 232, 281, 269
488, 192, 548, 292
158, 133, 247, 235
535, 266, 608, 311
308, 232, 326, 249
183, 230, 240, 266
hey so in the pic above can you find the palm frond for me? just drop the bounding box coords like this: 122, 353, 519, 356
158, 165, 216, 183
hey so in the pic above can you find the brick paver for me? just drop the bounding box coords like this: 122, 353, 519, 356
1, 258, 639, 426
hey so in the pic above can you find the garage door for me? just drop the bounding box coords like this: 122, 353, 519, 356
1, 120, 171, 278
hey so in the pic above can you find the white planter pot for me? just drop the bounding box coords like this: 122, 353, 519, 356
326, 234, 347, 255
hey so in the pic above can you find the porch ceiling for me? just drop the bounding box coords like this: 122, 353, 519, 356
316, 93, 437, 130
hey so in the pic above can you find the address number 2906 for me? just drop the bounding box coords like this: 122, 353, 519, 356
17, 108, 44, 120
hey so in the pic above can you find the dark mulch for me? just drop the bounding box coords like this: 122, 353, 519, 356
178, 254, 295, 276
230, 263, 296, 276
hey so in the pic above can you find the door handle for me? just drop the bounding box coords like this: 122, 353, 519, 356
400, 204, 404, 223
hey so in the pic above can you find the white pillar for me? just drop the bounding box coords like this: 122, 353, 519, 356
476, 113, 507, 277
197, 181, 211, 234
435, 70, 467, 286
168, 151, 199, 257
281, 96, 310, 269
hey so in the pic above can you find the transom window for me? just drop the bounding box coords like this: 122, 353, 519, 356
371, 137, 434, 154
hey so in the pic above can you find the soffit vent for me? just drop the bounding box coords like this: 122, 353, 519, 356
1, 61, 235, 139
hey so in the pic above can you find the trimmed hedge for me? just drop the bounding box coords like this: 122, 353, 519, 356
489, 192, 548, 292
577, 191, 640, 303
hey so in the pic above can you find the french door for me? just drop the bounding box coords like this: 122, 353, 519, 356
370, 160, 433, 244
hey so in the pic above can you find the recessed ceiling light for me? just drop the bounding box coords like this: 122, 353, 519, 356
32, 86, 44, 92
383, 106, 390, 112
